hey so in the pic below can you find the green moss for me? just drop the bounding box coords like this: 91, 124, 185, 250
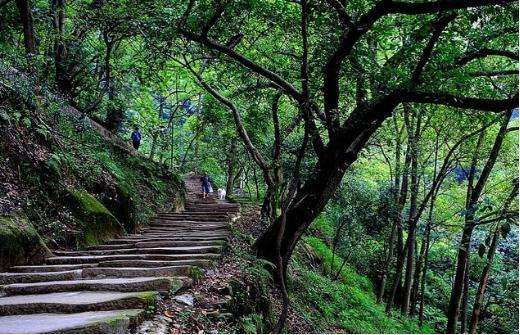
138, 291, 159, 304
67, 189, 123, 247
0, 214, 50, 270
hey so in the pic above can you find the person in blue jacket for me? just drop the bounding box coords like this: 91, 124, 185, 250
200, 173, 210, 199
131, 126, 142, 150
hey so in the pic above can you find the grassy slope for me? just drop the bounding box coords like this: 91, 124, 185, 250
0, 65, 183, 268
229, 200, 433, 333
290, 236, 433, 333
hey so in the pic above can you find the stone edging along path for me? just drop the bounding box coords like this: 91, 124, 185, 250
0, 175, 239, 334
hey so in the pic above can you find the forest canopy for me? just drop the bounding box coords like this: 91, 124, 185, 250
0, 0, 518, 333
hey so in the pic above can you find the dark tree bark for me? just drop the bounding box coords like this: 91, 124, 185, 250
225, 139, 237, 196
418, 134, 439, 325
469, 183, 518, 333
386, 110, 414, 313
469, 229, 498, 334
15, 0, 36, 57
460, 261, 470, 333
401, 109, 423, 314
410, 238, 423, 316
377, 115, 404, 303
51, 0, 71, 95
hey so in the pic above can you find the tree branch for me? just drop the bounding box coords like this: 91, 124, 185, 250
411, 13, 457, 86
400, 91, 518, 112
456, 48, 518, 65
183, 61, 273, 184
389, 0, 515, 14
181, 30, 303, 101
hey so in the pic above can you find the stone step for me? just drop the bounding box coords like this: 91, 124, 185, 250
142, 228, 229, 234
141, 228, 229, 234
158, 212, 229, 217
139, 232, 229, 239
86, 243, 135, 250
0, 291, 158, 315
2, 276, 183, 296
152, 220, 228, 226
134, 240, 224, 248
10, 264, 98, 273
156, 214, 228, 219
97, 259, 212, 268
46, 253, 220, 264
0, 309, 144, 334
0, 270, 82, 285
158, 213, 228, 217
151, 219, 229, 227
144, 227, 229, 233
184, 204, 238, 208
53, 245, 222, 257
184, 207, 238, 211
109, 236, 226, 244
82, 266, 191, 278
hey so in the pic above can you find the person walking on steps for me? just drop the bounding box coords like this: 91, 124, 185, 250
200, 173, 210, 199
131, 126, 142, 150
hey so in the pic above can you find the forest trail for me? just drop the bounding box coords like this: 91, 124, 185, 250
0, 174, 239, 334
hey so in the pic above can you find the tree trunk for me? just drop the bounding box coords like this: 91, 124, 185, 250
378, 114, 403, 303
377, 219, 396, 303
386, 109, 413, 313
402, 109, 422, 315
460, 260, 470, 333
447, 222, 474, 333
469, 229, 499, 333
51, 0, 70, 95
255, 142, 354, 270
149, 131, 159, 160
410, 238, 423, 316
446, 110, 511, 333
418, 217, 432, 326
418, 135, 438, 326
225, 140, 237, 196
15, 0, 36, 57
386, 229, 405, 313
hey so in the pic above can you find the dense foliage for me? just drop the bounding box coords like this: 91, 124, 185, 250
0, 0, 517, 333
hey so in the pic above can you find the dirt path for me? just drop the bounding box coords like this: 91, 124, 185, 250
0, 174, 238, 333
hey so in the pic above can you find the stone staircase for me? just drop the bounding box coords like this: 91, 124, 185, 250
0, 175, 239, 333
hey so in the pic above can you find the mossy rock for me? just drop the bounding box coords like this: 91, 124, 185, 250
114, 178, 137, 233
0, 213, 51, 270
67, 188, 124, 247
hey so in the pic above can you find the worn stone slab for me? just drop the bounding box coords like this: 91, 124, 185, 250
45, 253, 220, 264
2, 277, 179, 295
0, 270, 82, 285
0, 309, 144, 333
82, 266, 191, 278
98, 259, 212, 268
0, 291, 157, 315
10, 264, 98, 273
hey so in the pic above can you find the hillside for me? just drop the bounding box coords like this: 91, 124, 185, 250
0, 65, 184, 270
